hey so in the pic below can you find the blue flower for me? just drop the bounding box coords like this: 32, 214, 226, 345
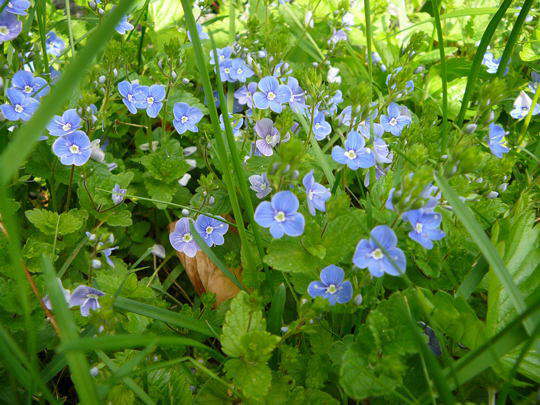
42, 278, 71, 310
115, 15, 133, 34
0, 88, 39, 121
234, 82, 257, 109
331, 131, 375, 170
112, 184, 127, 204
510, 91, 540, 120
358, 122, 384, 139
380, 102, 411, 136
229, 58, 254, 83
488, 123, 509, 158
303, 170, 331, 216
249, 173, 272, 198
219, 113, 243, 138
169, 217, 200, 258
307, 265, 353, 305
11, 70, 49, 99
134, 84, 166, 118
254, 191, 305, 238
45, 31, 65, 56
195, 215, 229, 247
0, 11, 22, 43
253, 76, 292, 113
188, 23, 209, 41
327, 90, 343, 115
118, 80, 144, 114
47, 109, 82, 136
312, 109, 331, 140
100, 245, 118, 267
402, 209, 445, 249
482, 52, 501, 74
353, 225, 406, 277
173, 102, 204, 134
287, 77, 307, 113
209, 46, 233, 65
52, 131, 92, 166
69, 285, 105, 317
329, 29, 348, 45
2, 0, 31, 15
218, 59, 234, 82
255, 118, 280, 156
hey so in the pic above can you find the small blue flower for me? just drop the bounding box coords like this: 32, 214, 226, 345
488, 123, 509, 158
42, 278, 71, 310
287, 77, 307, 113
307, 265, 353, 305
303, 170, 331, 216
0, 11, 22, 43
209, 46, 233, 65
234, 82, 257, 109
115, 15, 133, 34
249, 173, 272, 198
380, 102, 411, 136
0, 88, 39, 121
69, 285, 105, 317
482, 52, 506, 74
331, 131, 375, 170
229, 58, 254, 83
45, 31, 65, 56
253, 76, 292, 113
195, 215, 229, 247
312, 109, 331, 140
255, 118, 280, 156
11, 70, 49, 99
47, 109, 82, 136
99, 245, 118, 267
329, 29, 348, 45
219, 113, 243, 138
118, 80, 144, 114
510, 91, 540, 120
2, 0, 31, 15
173, 102, 204, 134
353, 225, 406, 277
327, 90, 343, 115
134, 84, 166, 118
52, 131, 92, 166
358, 121, 384, 138
169, 217, 200, 258
188, 23, 209, 41
112, 184, 127, 204
254, 191, 305, 238
218, 59, 234, 82
402, 209, 445, 249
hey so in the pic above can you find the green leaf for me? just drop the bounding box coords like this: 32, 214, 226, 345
25, 208, 88, 235
224, 359, 272, 400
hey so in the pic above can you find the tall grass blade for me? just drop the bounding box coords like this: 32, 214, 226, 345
431, 0, 448, 148
267, 283, 286, 335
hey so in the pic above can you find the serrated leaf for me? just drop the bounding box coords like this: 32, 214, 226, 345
224, 359, 272, 399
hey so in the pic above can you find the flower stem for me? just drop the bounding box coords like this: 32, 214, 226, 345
64, 164, 75, 212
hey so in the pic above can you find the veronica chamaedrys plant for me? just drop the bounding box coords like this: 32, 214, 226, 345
209, 46, 232, 65
402, 209, 445, 249
286, 77, 307, 113
99, 245, 118, 267
307, 265, 353, 305
111, 184, 126, 204
253, 76, 292, 113
3, 0, 31, 15
169, 217, 200, 257
229, 59, 254, 83
312, 109, 331, 140
45, 31, 65, 56
254, 191, 305, 238
0, 89, 39, 121
195, 215, 229, 247
249, 173, 272, 198
47, 109, 82, 136
69, 286, 105, 317
10, 70, 49, 99
0, 11, 22, 43
52, 131, 92, 166
134, 84, 166, 118
234, 82, 257, 109
42, 278, 71, 310
173, 102, 204, 134
510, 91, 540, 120
115, 15, 133, 34
255, 118, 280, 156
380, 102, 411, 136
353, 225, 406, 277
303, 170, 331, 215
331, 131, 375, 170
487, 123, 509, 158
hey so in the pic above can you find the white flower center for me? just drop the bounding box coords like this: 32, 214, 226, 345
147, 97, 154, 105
14, 104, 23, 113
308, 190, 314, 200
265, 135, 275, 144
415, 223, 423, 233
62, 123, 72, 131
24, 85, 32, 93
326, 284, 338, 294
127, 94, 133, 102
315, 123, 322, 129
181, 115, 188, 123
389, 117, 397, 126
87, 293, 99, 300
274, 211, 286, 222
69, 144, 80, 154
182, 233, 193, 242
205, 226, 214, 235
224, 67, 230, 74
267, 91, 276, 100
0, 26, 8, 36
236, 68, 243, 74
371, 248, 384, 260
344, 150, 357, 160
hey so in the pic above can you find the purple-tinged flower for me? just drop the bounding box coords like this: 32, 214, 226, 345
118, 81, 143, 114
187, 23, 209, 41
2, 0, 31, 15
209, 46, 233, 65
111, 184, 126, 204
253, 76, 292, 113
249, 173, 272, 198
329, 29, 348, 44
11, 70, 49, 99
510, 91, 540, 120
169, 217, 200, 258
45, 31, 65, 56
482, 52, 501, 74
52, 131, 92, 166
173, 102, 204, 134
303, 170, 331, 216
115, 15, 133, 34
337, 105, 357, 127
402, 209, 445, 249
69, 285, 105, 317
380, 102, 411, 136
218, 59, 234, 82
488, 123, 509, 158
0, 11, 22, 43
134, 84, 166, 118
287, 77, 307, 113
195, 215, 229, 247
327, 90, 343, 115
312, 110, 331, 140
100, 246, 118, 267
308, 265, 353, 305
219, 114, 243, 138
0, 88, 39, 121
273, 62, 292, 78
229, 58, 254, 83
372, 137, 392, 164
234, 82, 257, 109
47, 109, 82, 136
255, 118, 280, 156
353, 225, 406, 277
254, 191, 305, 238
331, 131, 375, 170
42, 278, 71, 310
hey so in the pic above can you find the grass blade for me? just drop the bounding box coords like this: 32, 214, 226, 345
431, 0, 448, 148
267, 283, 286, 335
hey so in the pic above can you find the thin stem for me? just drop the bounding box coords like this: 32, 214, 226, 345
65, 0, 75, 58
432, 0, 448, 149
64, 165, 75, 212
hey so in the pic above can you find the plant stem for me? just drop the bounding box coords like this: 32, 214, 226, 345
65, 0, 75, 58
432, 0, 448, 149
64, 164, 75, 212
